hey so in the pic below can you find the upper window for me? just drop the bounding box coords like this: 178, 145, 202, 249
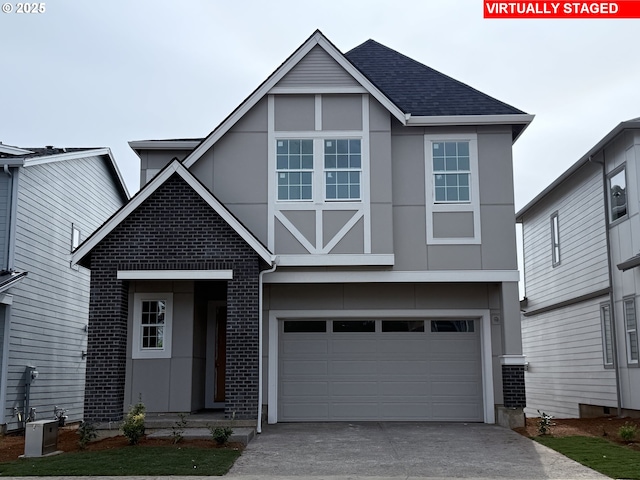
609, 167, 627, 222
132, 293, 173, 359
600, 303, 614, 367
71, 224, 81, 251
624, 297, 638, 364
551, 212, 561, 266
277, 139, 314, 201
324, 139, 361, 200
276, 138, 361, 203
432, 141, 470, 203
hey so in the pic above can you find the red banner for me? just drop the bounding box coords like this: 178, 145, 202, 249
484, 1, 640, 18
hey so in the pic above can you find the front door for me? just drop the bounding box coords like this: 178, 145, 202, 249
205, 303, 226, 408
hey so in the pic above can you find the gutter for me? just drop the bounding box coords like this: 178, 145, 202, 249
257, 256, 278, 433
589, 154, 623, 417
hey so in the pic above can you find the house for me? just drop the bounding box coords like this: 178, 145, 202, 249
72, 31, 533, 428
0, 143, 129, 432
516, 118, 640, 418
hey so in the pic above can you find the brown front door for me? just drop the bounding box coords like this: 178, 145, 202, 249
214, 306, 226, 402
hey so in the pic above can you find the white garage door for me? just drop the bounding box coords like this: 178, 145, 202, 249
279, 319, 483, 422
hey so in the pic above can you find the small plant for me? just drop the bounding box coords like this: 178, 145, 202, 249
537, 410, 554, 435
122, 399, 146, 445
208, 425, 233, 445
171, 413, 188, 444
54, 406, 68, 427
77, 421, 98, 449
619, 422, 637, 442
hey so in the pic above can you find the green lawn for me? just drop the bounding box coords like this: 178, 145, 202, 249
0, 445, 241, 476
535, 435, 640, 480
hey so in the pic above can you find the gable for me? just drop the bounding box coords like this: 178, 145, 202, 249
274, 45, 361, 89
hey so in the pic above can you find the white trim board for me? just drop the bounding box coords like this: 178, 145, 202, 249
117, 270, 233, 280
267, 308, 495, 424
264, 269, 519, 283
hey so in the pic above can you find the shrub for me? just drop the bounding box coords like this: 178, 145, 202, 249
171, 413, 188, 444
619, 422, 637, 442
122, 400, 146, 445
537, 410, 554, 435
77, 421, 97, 449
209, 426, 233, 445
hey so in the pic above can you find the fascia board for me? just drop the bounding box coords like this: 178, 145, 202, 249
183, 31, 406, 170
516, 119, 640, 221
24, 148, 130, 200
0, 145, 33, 155
406, 114, 534, 126
128, 140, 202, 150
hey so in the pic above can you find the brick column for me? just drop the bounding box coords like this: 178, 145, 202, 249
502, 365, 526, 408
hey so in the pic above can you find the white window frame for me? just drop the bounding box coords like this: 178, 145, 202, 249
424, 133, 480, 245
323, 138, 362, 202
550, 211, 561, 266
275, 135, 363, 204
71, 224, 81, 251
600, 303, 614, 368
132, 292, 173, 359
624, 296, 639, 365
276, 139, 315, 202
608, 165, 627, 224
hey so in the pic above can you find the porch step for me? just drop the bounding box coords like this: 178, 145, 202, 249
147, 427, 256, 445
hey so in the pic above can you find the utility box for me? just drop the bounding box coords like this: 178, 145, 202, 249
24, 420, 58, 457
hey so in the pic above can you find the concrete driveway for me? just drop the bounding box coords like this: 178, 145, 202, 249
226, 422, 608, 479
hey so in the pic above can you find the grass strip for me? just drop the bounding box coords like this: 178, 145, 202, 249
535, 435, 640, 480
0, 445, 241, 476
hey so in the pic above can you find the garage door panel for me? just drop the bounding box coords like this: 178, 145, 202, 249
379, 381, 430, 396
331, 339, 377, 353
332, 381, 378, 396
282, 360, 328, 375
281, 381, 329, 396
282, 339, 329, 354
331, 360, 377, 374
379, 360, 428, 375
279, 319, 483, 422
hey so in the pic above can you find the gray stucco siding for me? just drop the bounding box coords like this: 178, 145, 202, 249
392, 205, 428, 271
274, 95, 315, 131
480, 205, 518, 270
477, 128, 515, 206
433, 212, 474, 238
370, 203, 394, 255
427, 245, 483, 270
391, 132, 424, 207
321, 94, 362, 131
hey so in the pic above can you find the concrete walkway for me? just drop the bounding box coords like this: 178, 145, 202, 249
226, 422, 609, 479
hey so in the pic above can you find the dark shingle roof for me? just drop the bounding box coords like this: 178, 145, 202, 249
345, 40, 526, 117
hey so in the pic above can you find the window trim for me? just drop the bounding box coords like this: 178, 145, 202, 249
323, 138, 362, 202
71, 224, 81, 251
424, 133, 481, 245
623, 296, 639, 365
132, 292, 173, 359
550, 211, 561, 267
276, 139, 315, 202
600, 303, 614, 368
608, 165, 628, 224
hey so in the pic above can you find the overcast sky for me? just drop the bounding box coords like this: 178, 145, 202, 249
2, 0, 639, 211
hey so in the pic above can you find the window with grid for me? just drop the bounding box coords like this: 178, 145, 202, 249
600, 303, 614, 367
609, 167, 627, 222
432, 141, 470, 203
141, 300, 166, 349
133, 293, 172, 359
624, 298, 639, 364
277, 139, 313, 201
324, 139, 361, 200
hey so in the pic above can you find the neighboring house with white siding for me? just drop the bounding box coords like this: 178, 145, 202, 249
72, 31, 533, 429
0, 144, 128, 432
516, 118, 640, 418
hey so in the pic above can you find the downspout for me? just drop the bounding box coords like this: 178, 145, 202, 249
589, 154, 623, 417
257, 256, 277, 433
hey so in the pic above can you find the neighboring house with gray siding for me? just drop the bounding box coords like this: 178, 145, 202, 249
73, 31, 533, 429
0, 143, 128, 432
516, 118, 640, 418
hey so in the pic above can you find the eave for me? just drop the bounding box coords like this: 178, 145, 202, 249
406, 114, 534, 143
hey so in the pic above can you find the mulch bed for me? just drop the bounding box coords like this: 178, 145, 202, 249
514, 415, 640, 451
0, 426, 243, 463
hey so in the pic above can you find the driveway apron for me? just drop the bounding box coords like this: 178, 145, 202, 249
226, 422, 609, 479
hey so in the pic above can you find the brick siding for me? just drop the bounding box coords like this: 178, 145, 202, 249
84, 173, 263, 422
502, 365, 526, 408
